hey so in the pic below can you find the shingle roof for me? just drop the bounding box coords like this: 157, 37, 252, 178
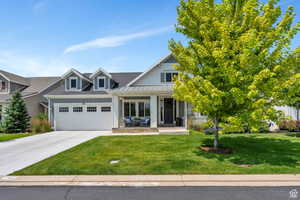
22, 77, 61, 94
110, 72, 142, 87
0, 70, 30, 86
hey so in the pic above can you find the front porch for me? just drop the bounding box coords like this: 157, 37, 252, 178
112, 95, 188, 130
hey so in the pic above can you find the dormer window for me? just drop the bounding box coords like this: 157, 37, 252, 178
69, 77, 78, 90
96, 76, 106, 90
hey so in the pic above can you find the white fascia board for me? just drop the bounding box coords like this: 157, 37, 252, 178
89, 67, 112, 79
44, 94, 112, 99
126, 53, 172, 87
61, 68, 92, 83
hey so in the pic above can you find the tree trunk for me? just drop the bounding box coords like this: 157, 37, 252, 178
213, 118, 219, 150
297, 109, 299, 121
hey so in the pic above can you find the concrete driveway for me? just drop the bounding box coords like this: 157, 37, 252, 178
0, 131, 110, 175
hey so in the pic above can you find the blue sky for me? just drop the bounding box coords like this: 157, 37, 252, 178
0, 0, 299, 76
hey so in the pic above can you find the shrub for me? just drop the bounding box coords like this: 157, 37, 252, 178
31, 119, 52, 134
35, 113, 48, 120
279, 120, 298, 132
2, 92, 31, 133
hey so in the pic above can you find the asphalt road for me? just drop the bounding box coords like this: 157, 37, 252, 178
0, 186, 299, 200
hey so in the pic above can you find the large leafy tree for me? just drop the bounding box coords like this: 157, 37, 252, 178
169, 0, 300, 148
2, 92, 31, 133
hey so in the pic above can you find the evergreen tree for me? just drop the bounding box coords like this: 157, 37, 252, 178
2, 92, 31, 133
169, 0, 300, 148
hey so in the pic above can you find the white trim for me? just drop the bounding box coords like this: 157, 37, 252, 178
95, 76, 106, 91
89, 67, 112, 79
127, 53, 172, 86
68, 76, 80, 91
61, 68, 92, 83
44, 94, 112, 99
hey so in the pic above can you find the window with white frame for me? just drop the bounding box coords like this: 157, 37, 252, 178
166, 72, 178, 83
87, 106, 97, 112
73, 106, 83, 112
97, 77, 105, 89
161, 72, 178, 83
124, 101, 150, 118
59, 107, 69, 112
101, 106, 111, 112
69, 77, 78, 89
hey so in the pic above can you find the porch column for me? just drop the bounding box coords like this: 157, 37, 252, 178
184, 101, 188, 128
150, 95, 158, 128
112, 96, 119, 128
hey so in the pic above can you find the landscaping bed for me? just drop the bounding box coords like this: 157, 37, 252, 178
12, 131, 300, 175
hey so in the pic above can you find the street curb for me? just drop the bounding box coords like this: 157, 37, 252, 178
1, 175, 300, 187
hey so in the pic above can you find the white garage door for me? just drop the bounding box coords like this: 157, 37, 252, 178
54, 103, 113, 131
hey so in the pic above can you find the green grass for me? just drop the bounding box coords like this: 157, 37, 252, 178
12, 131, 300, 175
0, 133, 34, 142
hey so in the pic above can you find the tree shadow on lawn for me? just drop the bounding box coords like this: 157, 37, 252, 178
195, 136, 299, 167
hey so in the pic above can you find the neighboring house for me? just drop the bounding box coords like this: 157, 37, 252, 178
0, 70, 60, 121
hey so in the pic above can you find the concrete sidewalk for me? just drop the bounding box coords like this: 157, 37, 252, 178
0, 175, 300, 187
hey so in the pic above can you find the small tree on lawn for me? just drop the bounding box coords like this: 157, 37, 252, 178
2, 92, 31, 133
169, 0, 300, 149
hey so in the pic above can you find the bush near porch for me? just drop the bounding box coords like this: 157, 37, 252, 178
13, 131, 300, 175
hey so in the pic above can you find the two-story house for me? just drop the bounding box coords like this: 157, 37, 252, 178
0, 70, 60, 122
44, 54, 195, 131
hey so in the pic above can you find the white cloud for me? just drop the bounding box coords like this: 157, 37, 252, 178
33, 0, 48, 12
0, 51, 70, 76
64, 26, 173, 54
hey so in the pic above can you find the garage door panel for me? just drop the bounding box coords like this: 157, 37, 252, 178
54, 103, 112, 131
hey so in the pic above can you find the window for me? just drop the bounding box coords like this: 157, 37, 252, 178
101, 106, 111, 112
73, 106, 83, 112
130, 102, 136, 116
1, 81, 6, 90
98, 78, 105, 88
162, 72, 178, 83
124, 102, 136, 117
124, 101, 150, 118
70, 77, 77, 89
124, 102, 130, 117
87, 106, 97, 112
59, 107, 69, 112
138, 102, 145, 117
145, 102, 150, 117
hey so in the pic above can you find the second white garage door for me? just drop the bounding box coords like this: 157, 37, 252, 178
54, 103, 113, 131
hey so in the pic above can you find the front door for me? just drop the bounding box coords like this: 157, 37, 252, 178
164, 98, 174, 124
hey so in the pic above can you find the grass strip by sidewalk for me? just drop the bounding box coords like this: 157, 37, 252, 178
0, 133, 34, 142
12, 131, 300, 175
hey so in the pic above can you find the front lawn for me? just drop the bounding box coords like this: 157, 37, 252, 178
0, 133, 34, 142
13, 131, 300, 175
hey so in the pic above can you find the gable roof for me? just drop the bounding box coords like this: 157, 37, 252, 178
61, 68, 93, 83
126, 53, 173, 86
90, 67, 112, 79
0, 70, 30, 86
110, 72, 142, 87
22, 76, 61, 95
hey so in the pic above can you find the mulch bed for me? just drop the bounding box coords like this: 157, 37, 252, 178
200, 146, 233, 154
